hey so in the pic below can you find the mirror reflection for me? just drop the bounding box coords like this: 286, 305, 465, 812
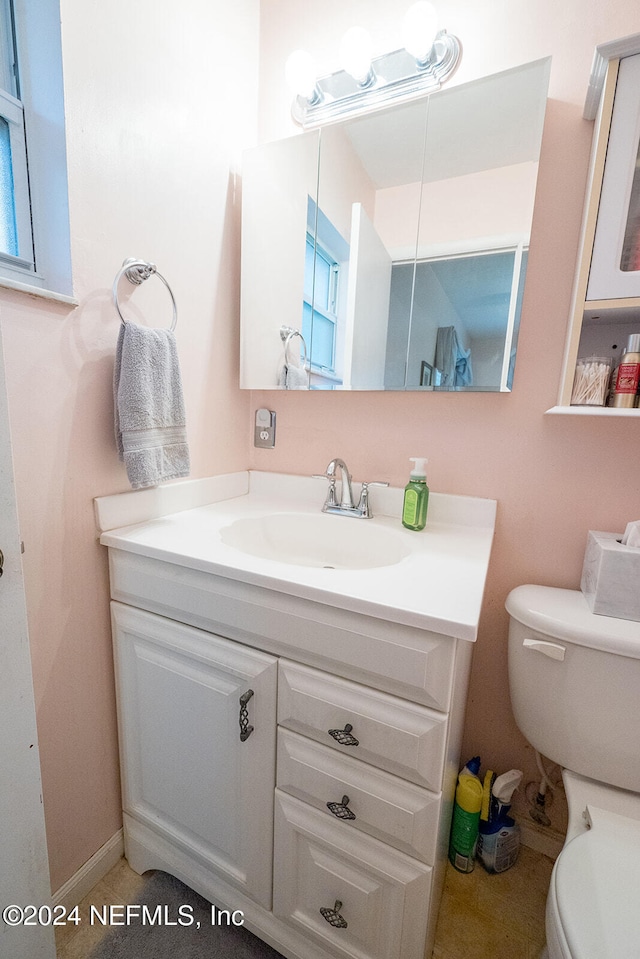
240, 58, 550, 391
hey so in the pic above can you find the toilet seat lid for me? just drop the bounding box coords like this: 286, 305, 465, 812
553, 806, 640, 958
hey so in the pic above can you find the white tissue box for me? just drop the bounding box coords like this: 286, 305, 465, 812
581, 530, 640, 622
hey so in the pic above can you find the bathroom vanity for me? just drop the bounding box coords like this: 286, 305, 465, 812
96, 471, 496, 959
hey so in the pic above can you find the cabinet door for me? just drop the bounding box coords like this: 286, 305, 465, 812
588, 53, 640, 300
274, 791, 431, 959
111, 602, 277, 908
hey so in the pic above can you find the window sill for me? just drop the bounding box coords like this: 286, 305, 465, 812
0, 276, 77, 308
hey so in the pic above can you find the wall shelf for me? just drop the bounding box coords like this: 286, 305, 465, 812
546, 405, 640, 416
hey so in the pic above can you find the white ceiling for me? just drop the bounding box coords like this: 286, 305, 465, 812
340, 58, 551, 188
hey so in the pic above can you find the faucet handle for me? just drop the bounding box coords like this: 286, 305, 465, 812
358, 481, 389, 518
312, 472, 337, 509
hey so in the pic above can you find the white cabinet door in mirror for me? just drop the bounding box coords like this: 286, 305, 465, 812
588, 53, 640, 301
240, 130, 319, 389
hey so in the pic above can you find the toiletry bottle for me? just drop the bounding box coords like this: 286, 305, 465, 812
448, 756, 483, 873
477, 769, 523, 874
612, 333, 640, 408
402, 457, 429, 531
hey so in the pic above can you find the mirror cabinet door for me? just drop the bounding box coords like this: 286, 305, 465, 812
240, 130, 319, 389
240, 59, 550, 392
408, 61, 548, 392
309, 100, 428, 390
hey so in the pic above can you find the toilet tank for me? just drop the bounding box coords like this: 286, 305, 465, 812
507, 584, 640, 794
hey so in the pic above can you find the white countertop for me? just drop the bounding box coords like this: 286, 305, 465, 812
97, 471, 497, 641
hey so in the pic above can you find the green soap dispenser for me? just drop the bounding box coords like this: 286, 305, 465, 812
402, 457, 429, 531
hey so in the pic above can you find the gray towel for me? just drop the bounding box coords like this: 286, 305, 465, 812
114, 321, 190, 489
434, 325, 473, 388
278, 364, 309, 389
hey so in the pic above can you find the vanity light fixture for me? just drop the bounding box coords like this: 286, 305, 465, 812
339, 26, 376, 87
285, 1, 461, 128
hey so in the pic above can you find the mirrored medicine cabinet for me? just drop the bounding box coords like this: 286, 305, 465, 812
240, 58, 551, 391
554, 33, 640, 415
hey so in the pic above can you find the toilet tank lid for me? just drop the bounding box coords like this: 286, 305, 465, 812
506, 585, 640, 659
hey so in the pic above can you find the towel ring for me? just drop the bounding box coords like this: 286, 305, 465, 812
112, 258, 178, 331
280, 324, 308, 367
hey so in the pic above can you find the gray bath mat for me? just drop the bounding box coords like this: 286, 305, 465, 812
88, 871, 285, 958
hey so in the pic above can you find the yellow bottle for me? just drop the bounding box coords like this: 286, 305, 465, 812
448, 758, 483, 873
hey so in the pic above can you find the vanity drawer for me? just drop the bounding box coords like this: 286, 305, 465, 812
273, 790, 431, 959
278, 661, 447, 791
277, 729, 440, 864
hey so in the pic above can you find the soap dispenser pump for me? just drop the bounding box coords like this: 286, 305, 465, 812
402, 457, 429, 531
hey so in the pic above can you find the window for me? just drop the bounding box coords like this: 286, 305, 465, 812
0, 0, 72, 298
302, 232, 339, 374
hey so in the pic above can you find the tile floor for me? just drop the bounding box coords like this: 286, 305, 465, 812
55, 845, 554, 959
432, 845, 554, 959
54, 858, 147, 959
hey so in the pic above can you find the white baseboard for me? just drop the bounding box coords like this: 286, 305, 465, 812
51, 829, 124, 910
519, 818, 564, 860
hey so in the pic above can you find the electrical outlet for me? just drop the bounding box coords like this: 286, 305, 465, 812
254, 408, 276, 448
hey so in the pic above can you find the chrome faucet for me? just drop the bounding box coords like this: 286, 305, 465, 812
326, 457, 355, 509
313, 458, 388, 518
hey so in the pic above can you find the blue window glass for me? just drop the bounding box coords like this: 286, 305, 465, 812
309, 311, 335, 368
302, 231, 338, 373
313, 248, 332, 309
301, 300, 313, 357
0, 116, 18, 256
304, 234, 315, 300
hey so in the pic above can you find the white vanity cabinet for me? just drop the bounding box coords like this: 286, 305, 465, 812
105, 556, 471, 959
97, 472, 496, 959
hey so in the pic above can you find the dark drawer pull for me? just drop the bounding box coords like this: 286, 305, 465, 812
327, 723, 359, 746
326, 795, 356, 821
239, 689, 254, 742
320, 900, 348, 929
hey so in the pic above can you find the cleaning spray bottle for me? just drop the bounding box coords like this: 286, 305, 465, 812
402, 458, 429, 531
448, 756, 483, 873
477, 769, 523, 874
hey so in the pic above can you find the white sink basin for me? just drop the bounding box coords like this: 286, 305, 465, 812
97, 471, 498, 638
220, 512, 411, 569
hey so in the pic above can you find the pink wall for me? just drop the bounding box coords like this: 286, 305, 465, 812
252, 0, 640, 828
2, 0, 639, 891
0, 0, 257, 891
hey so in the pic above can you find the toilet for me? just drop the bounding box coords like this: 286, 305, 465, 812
506, 584, 640, 959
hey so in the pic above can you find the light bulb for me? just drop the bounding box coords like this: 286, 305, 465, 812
402, 1, 438, 64
339, 27, 374, 85
285, 49, 318, 100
